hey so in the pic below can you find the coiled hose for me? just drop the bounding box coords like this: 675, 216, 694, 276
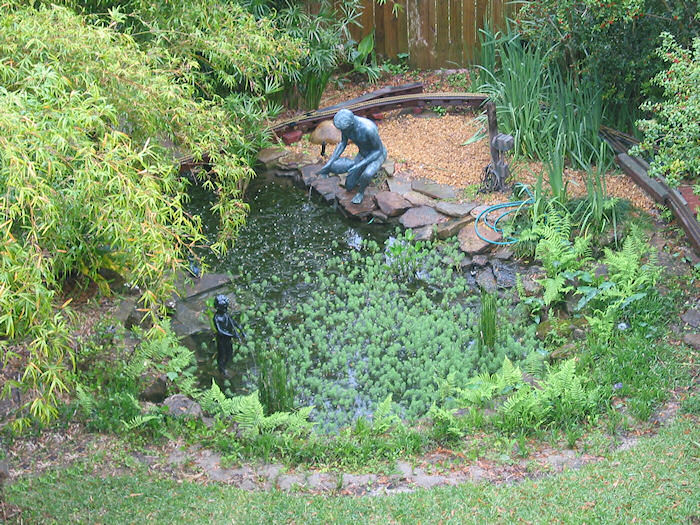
474, 184, 534, 246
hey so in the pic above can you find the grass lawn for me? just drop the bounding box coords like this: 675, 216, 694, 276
6, 416, 698, 524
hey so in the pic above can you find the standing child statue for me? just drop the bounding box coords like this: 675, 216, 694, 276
317, 109, 387, 204
212, 294, 245, 376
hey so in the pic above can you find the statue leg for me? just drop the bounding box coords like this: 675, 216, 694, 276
351, 156, 384, 204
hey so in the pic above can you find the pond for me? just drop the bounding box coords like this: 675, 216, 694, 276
188, 171, 541, 431
186, 172, 393, 395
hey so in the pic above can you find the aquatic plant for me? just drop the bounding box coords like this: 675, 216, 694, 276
235, 235, 542, 430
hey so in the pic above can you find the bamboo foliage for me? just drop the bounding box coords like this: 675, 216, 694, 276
0, 6, 257, 427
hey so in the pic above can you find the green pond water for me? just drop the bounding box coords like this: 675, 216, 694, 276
187, 172, 538, 430
187, 172, 393, 394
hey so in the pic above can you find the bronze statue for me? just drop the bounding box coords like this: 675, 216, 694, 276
317, 109, 387, 204
212, 294, 245, 376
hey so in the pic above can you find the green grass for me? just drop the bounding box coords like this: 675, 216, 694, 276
6, 418, 699, 524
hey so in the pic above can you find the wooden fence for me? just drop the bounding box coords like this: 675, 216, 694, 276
344, 0, 521, 69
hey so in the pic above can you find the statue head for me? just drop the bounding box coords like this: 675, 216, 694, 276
214, 294, 229, 312
333, 109, 355, 131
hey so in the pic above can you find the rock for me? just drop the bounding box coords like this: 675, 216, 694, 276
459, 256, 472, 268
256, 147, 287, 169
470, 204, 492, 219
435, 201, 477, 217
163, 394, 203, 418
521, 274, 542, 295
113, 297, 137, 328
174, 272, 231, 302
399, 206, 446, 229
594, 263, 609, 279
436, 216, 474, 240
170, 302, 211, 339
457, 224, 500, 255
412, 225, 435, 241
537, 317, 588, 341
550, 343, 577, 361
277, 151, 315, 170
370, 210, 389, 223
310, 176, 341, 201
681, 309, 700, 328
411, 180, 457, 200
491, 260, 517, 288
309, 121, 341, 149
337, 187, 379, 219
274, 169, 297, 178
493, 247, 513, 260
476, 268, 497, 293
375, 191, 411, 217
281, 130, 303, 145
403, 190, 437, 207
684, 333, 700, 350
300, 163, 323, 185
387, 174, 413, 195
381, 158, 396, 176
472, 255, 488, 267
140, 374, 168, 403
564, 293, 579, 315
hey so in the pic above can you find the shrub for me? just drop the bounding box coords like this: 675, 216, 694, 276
516, 0, 699, 129
0, 5, 252, 428
633, 34, 700, 187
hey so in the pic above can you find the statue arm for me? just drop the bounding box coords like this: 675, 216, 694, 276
318, 136, 347, 173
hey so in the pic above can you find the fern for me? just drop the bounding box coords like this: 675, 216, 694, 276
122, 414, 162, 431
74, 383, 96, 417
198, 383, 313, 438
371, 394, 400, 435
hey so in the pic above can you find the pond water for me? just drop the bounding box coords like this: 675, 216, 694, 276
186, 172, 540, 430
187, 172, 393, 394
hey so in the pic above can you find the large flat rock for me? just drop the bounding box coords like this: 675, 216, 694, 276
403, 190, 436, 207
277, 152, 317, 170
458, 224, 501, 255
300, 163, 323, 185
337, 187, 379, 219
310, 176, 342, 201
175, 272, 231, 302
257, 147, 287, 169
436, 216, 474, 240
412, 180, 457, 200
375, 191, 411, 217
399, 206, 446, 228
387, 175, 413, 195
435, 201, 477, 217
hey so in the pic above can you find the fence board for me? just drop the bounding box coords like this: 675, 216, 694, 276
448, 0, 464, 66
462, 0, 477, 64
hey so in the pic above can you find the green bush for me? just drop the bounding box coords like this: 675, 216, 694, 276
0, 5, 252, 428
475, 26, 608, 170
633, 34, 700, 187
516, 0, 699, 129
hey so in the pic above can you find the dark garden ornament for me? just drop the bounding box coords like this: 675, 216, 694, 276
317, 109, 388, 204
212, 294, 245, 376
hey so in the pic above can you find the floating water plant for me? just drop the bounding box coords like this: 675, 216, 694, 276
234, 235, 542, 430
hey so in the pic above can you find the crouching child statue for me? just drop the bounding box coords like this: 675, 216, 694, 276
212, 294, 245, 376
317, 109, 387, 204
